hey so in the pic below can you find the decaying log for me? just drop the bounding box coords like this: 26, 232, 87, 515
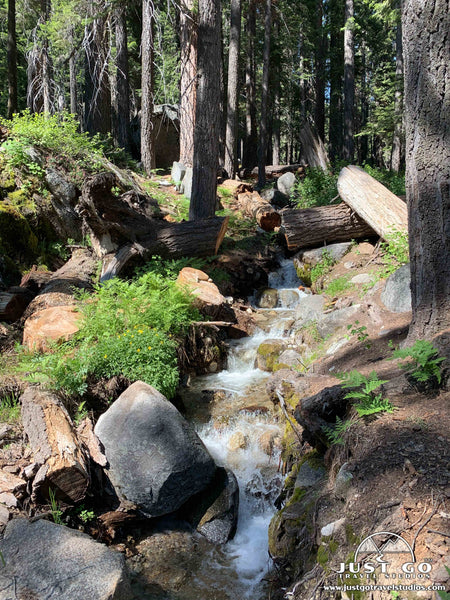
21, 388, 90, 502
282, 203, 376, 251
299, 122, 330, 171
0, 287, 34, 322
293, 385, 348, 451
236, 190, 281, 231
78, 173, 229, 277
100, 217, 229, 282
337, 165, 408, 239
251, 164, 305, 177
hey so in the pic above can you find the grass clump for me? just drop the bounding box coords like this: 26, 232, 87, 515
323, 274, 354, 297
19, 263, 201, 399
0, 393, 20, 423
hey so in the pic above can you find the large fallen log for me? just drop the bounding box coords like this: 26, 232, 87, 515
251, 164, 305, 177
337, 165, 408, 239
21, 387, 90, 503
100, 217, 229, 281
235, 186, 281, 231
282, 203, 376, 251
78, 173, 229, 277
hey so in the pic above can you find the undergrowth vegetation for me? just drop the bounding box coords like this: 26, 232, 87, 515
18, 261, 202, 399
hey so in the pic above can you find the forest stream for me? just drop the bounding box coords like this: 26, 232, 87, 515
127, 259, 306, 600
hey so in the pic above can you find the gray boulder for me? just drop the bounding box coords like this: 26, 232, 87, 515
259, 187, 290, 208
381, 264, 412, 313
317, 304, 360, 338
277, 171, 297, 196
45, 168, 81, 239
255, 287, 279, 308
181, 166, 193, 199
95, 381, 216, 517
295, 294, 326, 324
295, 461, 326, 488
171, 161, 186, 191
196, 467, 239, 544
296, 242, 352, 267
0, 518, 132, 600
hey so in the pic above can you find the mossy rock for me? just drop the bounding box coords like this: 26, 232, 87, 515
0, 158, 16, 195
0, 201, 39, 262
255, 339, 286, 372
7, 189, 37, 217
255, 287, 279, 309
295, 262, 312, 287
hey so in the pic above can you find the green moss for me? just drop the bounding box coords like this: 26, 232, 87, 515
286, 487, 307, 506
317, 545, 329, 566
257, 340, 285, 372
296, 264, 312, 287
0, 158, 16, 193
7, 188, 37, 214
0, 201, 39, 261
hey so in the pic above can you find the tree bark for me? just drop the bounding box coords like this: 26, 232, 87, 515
403, 0, 450, 341
343, 0, 354, 161
141, 0, 155, 174
179, 0, 198, 167
282, 203, 375, 251
257, 0, 272, 189
189, 0, 222, 220
84, 3, 111, 134
113, 4, 130, 151
224, 0, 241, 179
235, 186, 281, 231
390, 1, 404, 173
21, 388, 90, 503
243, 0, 257, 170
337, 165, 407, 239
328, 0, 343, 163
299, 121, 330, 171
7, 0, 17, 119
314, 0, 326, 142
69, 28, 78, 116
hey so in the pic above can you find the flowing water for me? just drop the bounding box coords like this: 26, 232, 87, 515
129, 259, 305, 600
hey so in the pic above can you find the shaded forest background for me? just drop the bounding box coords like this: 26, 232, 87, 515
0, 0, 405, 175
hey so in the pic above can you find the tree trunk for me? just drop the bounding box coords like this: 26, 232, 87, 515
84, 3, 111, 135
69, 28, 78, 116
243, 0, 257, 170
21, 388, 90, 503
189, 0, 222, 220
41, 0, 52, 114
7, 0, 17, 119
299, 121, 330, 171
179, 0, 198, 167
141, 0, 155, 174
403, 0, 450, 341
282, 203, 375, 251
343, 0, 354, 161
390, 1, 404, 173
314, 0, 326, 142
113, 4, 130, 151
328, 0, 343, 163
337, 165, 408, 238
257, 0, 272, 189
224, 0, 241, 179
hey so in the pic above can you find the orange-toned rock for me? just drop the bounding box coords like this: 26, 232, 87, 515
176, 267, 226, 307
23, 305, 82, 352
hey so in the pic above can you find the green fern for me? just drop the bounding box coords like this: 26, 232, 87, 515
392, 340, 445, 385
323, 416, 356, 446
339, 371, 393, 417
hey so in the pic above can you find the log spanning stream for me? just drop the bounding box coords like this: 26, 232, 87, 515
128, 260, 306, 599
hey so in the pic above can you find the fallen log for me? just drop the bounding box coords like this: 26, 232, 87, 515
282, 203, 376, 251
79, 173, 229, 276
100, 217, 229, 282
21, 387, 90, 502
337, 165, 408, 239
251, 164, 305, 177
0, 287, 34, 322
236, 190, 281, 231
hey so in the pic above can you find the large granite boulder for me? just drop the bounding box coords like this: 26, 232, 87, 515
381, 263, 412, 313
95, 381, 217, 517
0, 518, 132, 600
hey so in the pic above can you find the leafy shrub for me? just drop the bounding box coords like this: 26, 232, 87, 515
19, 267, 201, 399
0, 110, 126, 186
310, 249, 335, 284
392, 340, 445, 387
291, 168, 338, 208
379, 226, 409, 277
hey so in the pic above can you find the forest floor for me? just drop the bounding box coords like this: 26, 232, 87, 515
0, 169, 449, 600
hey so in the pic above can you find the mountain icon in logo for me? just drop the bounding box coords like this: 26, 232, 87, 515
354, 532, 415, 563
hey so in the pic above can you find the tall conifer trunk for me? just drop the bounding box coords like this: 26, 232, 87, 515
243, 0, 257, 169
257, 0, 271, 189
179, 0, 197, 167
224, 0, 241, 179
113, 4, 130, 150
343, 0, 354, 161
141, 0, 155, 173
7, 0, 17, 118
